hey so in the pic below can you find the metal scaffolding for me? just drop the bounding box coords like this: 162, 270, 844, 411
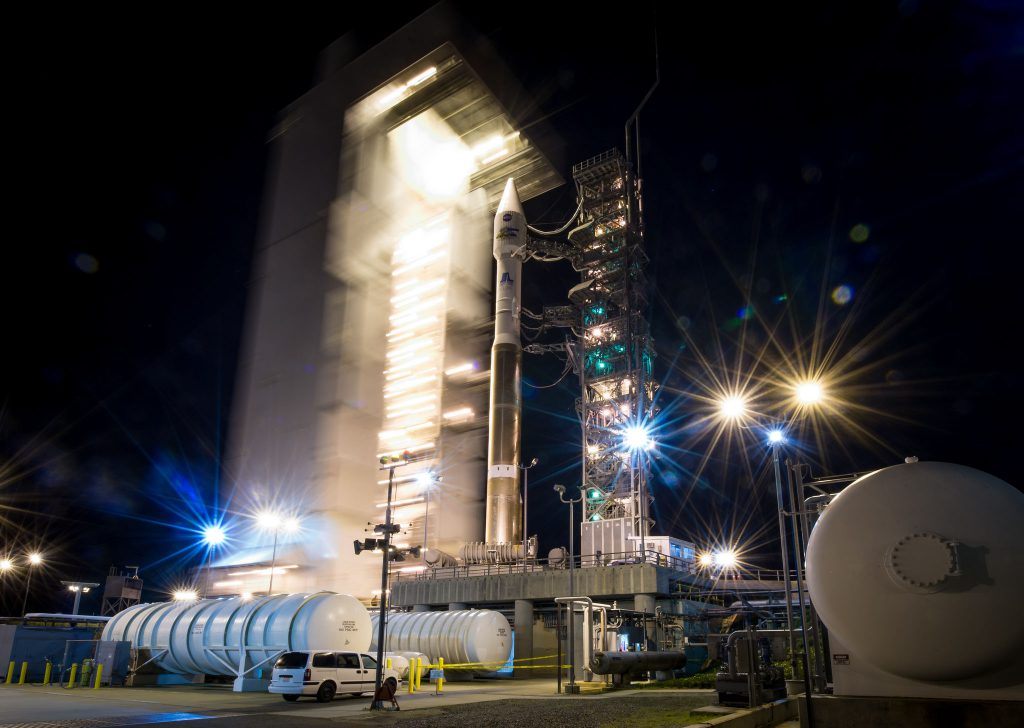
568, 148, 657, 558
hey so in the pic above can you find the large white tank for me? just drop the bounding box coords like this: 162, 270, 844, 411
806, 461, 1024, 694
102, 592, 371, 677
370, 609, 511, 667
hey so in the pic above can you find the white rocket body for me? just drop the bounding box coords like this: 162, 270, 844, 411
485, 179, 525, 544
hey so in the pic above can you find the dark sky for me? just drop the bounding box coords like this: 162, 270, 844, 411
3, 2, 1022, 613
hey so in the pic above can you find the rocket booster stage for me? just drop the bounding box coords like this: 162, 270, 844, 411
485, 179, 525, 544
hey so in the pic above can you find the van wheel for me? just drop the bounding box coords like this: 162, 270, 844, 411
316, 681, 336, 703
282, 694, 300, 702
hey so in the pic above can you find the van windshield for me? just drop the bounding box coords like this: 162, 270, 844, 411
275, 652, 308, 669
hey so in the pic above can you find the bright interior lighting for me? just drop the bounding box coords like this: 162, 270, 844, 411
796, 381, 824, 404
68, 585, 80, 592
442, 407, 474, 421
406, 66, 437, 86
202, 525, 227, 546
444, 362, 475, 376
718, 396, 746, 419
240, 592, 254, 601
173, 589, 199, 602
479, 148, 509, 165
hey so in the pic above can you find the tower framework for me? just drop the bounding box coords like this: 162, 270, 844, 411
570, 149, 657, 561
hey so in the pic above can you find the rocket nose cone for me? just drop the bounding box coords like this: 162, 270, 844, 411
497, 177, 524, 217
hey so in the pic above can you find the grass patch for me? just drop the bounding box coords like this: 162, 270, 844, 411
635, 662, 720, 689
600, 709, 709, 727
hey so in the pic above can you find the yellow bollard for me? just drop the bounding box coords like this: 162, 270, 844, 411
67, 663, 78, 688
43, 661, 52, 685
93, 663, 104, 689
415, 658, 422, 691
5, 661, 14, 684
18, 662, 28, 685
386, 657, 391, 669
408, 660, 414, 694
437, 657, 444, 694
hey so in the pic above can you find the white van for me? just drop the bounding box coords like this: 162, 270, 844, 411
268, 650, 400, 702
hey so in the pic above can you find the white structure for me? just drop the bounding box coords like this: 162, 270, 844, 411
370, 609, 512, 667
102, 592, 371, 691
212, 9, 560, 600
806, 461, 1024, 699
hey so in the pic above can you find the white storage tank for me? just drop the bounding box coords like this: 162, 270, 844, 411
102, 592, 371, 678
806, 461, 1024, 698
371, 609, 511, 668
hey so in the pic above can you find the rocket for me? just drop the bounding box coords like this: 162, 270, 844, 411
485, 178, 525, 544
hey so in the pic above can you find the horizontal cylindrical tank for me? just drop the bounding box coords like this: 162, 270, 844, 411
807, 462, 1024, 682
548, 547, 568, 566
424, 549, 458, 568
102, 592, 371, 676
459, 541, 525, 564
589, 650, 687, 675
371, 610, 511, 667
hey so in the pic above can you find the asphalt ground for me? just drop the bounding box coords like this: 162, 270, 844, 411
0, 681, 719, 728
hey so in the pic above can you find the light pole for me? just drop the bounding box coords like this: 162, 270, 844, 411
21, 553, 43, 617
768, 429, 799, 679
520, 457, 538, 565
554, 483, 583, 693
621, 425, 655, 562
369, 453, 411, 710
256, 512, 299, 594
62, 581, 99, 615
201, 524, 227, 597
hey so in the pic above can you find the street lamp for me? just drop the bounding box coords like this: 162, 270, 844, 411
21, 553, 43, 617
173, 589, 199, 602
520, 457, 539, 566
256, 512, 300, 594
62, 581, 99, 615
0, 557, 12, 573
795, 380, 824, 405
554, 483, 583, 694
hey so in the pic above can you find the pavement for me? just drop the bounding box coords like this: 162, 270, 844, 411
0, 680, 719, 727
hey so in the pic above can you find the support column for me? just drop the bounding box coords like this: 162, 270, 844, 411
412, 604, 431, 612
513, 599, 534, 678
635, 594, 657, 651
448, 602, 468, 611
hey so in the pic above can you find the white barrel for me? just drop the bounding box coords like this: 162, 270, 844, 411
807, 462, 1024, 682
371, 609, 511, 666
102, 592, 371, 676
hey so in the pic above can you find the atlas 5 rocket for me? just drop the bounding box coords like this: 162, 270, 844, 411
485, 178, 525, 544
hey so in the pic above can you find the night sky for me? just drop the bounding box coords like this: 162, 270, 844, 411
3, 2, 1022, 614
